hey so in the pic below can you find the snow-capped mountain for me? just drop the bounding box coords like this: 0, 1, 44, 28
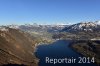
7, 24, 19, 29
1, 21, 100, 32
19, 24, 67, 33
95, 21, 100, 25
0, 23, 67, 33
62, 21, 100, 32
0, 26, 9, 31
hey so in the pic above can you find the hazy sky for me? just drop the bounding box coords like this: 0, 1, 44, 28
0, 0, 100, 25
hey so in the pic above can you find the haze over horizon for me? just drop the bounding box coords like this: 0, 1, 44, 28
0, 0, 100, 25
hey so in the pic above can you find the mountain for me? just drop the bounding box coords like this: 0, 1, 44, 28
1, 23, 68, 33
95, 20, 100, 25
51, 21, 100, 40
0, 27, 38, 66
62, 21, 100, 32
7, 24, 19, 29
19, 24, 67, 33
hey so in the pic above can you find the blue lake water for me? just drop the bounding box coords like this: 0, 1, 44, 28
35, 40, 97, 66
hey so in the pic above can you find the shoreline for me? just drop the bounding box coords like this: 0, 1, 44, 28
69, 40, 100, 66
68, 40, 84, 57
34, 39, 99, 66
33, 39, 56, 66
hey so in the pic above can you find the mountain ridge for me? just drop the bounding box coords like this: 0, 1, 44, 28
62, 21, 100, 32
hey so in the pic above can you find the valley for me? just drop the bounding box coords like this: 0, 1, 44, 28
0, 21, 100, 66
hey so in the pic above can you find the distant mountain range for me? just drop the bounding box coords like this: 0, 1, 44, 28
1, 20, 100, 33
62, 21, 100, 32
0, 24, 67, 33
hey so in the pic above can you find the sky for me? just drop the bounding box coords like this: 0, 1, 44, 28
0, 0, 100, 25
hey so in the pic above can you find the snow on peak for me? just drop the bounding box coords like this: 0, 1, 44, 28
0, 27, 9, 32
68, 21, 98, 31
7, 24, 19, 29
95, 21, 100, 25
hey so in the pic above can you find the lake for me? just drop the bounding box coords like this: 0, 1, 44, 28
35, 40, 97, 66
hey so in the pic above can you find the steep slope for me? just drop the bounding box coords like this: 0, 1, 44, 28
0, 27, 38, 66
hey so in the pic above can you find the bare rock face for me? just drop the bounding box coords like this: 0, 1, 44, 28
0, 27, 38, 66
